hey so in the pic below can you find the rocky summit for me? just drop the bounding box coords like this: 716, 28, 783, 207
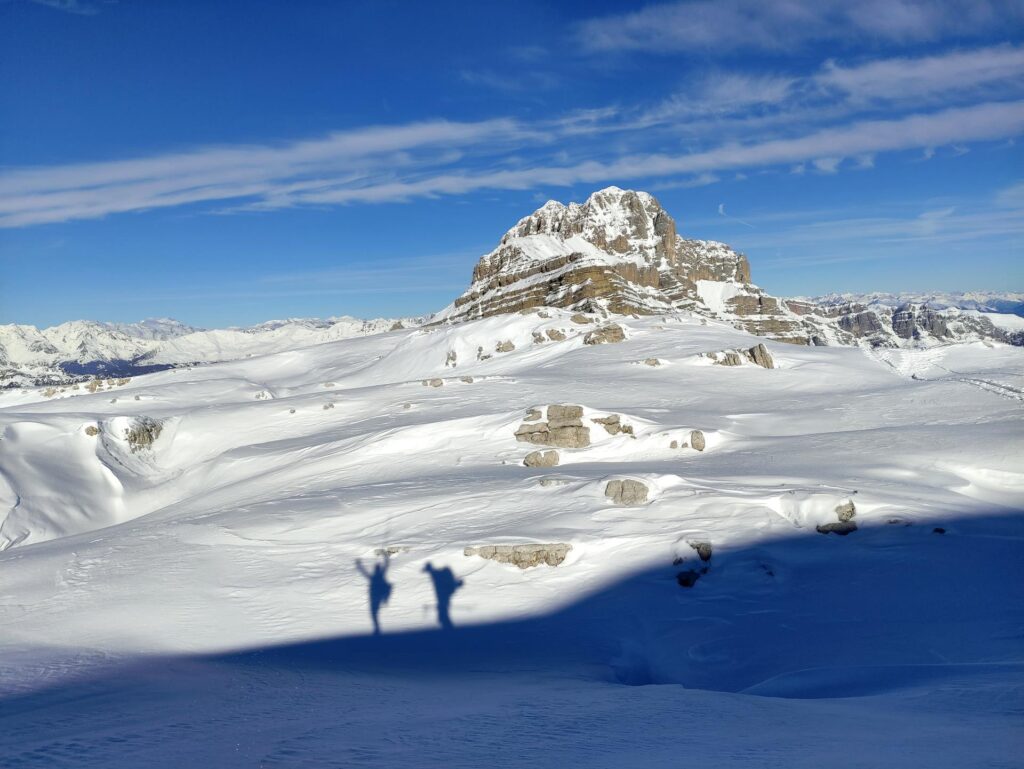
441, 187, 810, 344
440, 187, 1019, 349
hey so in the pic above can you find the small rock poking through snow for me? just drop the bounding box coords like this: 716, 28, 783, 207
584, 324, 626, 345
464, 543, 572, 568
524, 450, 559, 468
816, 500, 858, 535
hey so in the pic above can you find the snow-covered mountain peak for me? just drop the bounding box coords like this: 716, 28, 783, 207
501, 186, 673, 262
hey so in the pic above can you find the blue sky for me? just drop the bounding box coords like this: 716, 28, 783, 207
1, 0, 1022, 328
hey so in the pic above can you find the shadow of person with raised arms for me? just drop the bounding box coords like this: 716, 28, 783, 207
355, 552, 392, 635
422, 562, 463, 630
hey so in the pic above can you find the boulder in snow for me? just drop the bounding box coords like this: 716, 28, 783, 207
583, 324, 626, 345
605, 479, 649, 505
524, 450, 559, 468
464, 543, 572, 568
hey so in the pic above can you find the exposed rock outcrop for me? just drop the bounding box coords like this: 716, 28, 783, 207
464, 543, 572, 568
817, 499, 858, 535
524, 450, 559, 468
583, 324, 626, 345
441, 187, 809, 343
689, 540, 713, 562
590, 414, 634, 436
604, 478, 649, 505
515, 405, 591, 448
436, 187, 1017, 350
125, 417, 163, 452
689, 430, 706, 452
702, 343, 774, 369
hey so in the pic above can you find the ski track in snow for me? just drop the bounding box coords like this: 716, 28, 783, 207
1, 310, 1022, 767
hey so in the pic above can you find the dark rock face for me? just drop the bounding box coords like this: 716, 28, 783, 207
837, 308, 886, 338
690, 541, 713, 562
891, 304, 948, 340
822, 300, 1002, 347
816, 521, 858, 535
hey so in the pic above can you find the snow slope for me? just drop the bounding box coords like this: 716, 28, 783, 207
1, 309, 1022, 767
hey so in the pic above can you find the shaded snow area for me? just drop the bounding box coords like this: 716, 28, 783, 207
1, 310, 1022, 768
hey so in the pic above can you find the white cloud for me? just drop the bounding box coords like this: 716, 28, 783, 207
575, 0, 1024, 54
815, 44, 1024, 103
813, 157, 842, 173
995, 180, 1024, 207
280, 100, 1024, 208
641, 73, 796, 124
0, 119, 537, 227
2, 91, 1022, 227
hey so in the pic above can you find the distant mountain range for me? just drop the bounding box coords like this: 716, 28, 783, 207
811, 291, 1024, 316
0, 316, 419, 387
3, 187, 1021, 387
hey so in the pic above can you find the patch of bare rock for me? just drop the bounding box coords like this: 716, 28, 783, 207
676, 540, 714, 588
524, 450, 559, 468
125, 416, 163, 452
816, 500, 858, 535
515, 404, 590, 448
701, 343, 774, 369
605, 478, 649, 505
583, 324, 626, 345
464, 543, 572, 568
591, 414, 635, 437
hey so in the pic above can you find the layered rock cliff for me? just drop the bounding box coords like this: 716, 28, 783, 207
440, 187, 812, 343
440, 187, 1019, 349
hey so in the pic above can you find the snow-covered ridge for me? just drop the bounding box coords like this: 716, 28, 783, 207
812, 291, 1024, 315
0, 315, 421, 387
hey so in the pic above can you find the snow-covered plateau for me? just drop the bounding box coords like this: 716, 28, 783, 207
1, 189, 1022, 768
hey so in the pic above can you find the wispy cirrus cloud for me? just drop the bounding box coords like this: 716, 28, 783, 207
233, 100, 1024, 208
0, 119, 537, 227
815, 44, 1024, 103
4, 38, 1024, 230
575, 0, 1024, 54
27, 0, 103, 15
1, 100, 1022, 228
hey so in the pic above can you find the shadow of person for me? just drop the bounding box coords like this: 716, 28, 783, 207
422, 562, 464, 630
355, 552, 393, 635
